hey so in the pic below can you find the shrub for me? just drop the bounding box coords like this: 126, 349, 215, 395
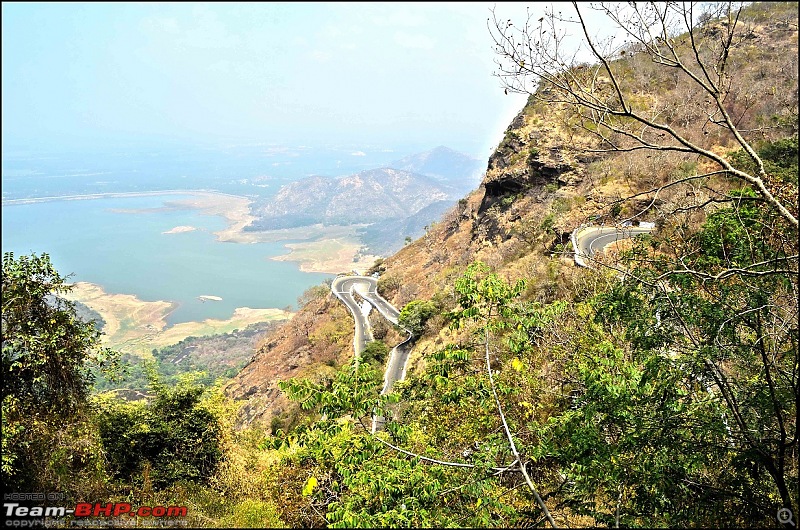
361, 340, 389, 366
96, 374, 223, 489
377, 275, 401, 298
398, 300, 437, 337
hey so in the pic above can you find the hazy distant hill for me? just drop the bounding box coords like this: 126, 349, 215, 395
245, 167, 451, 230
358, 199, 455, 255
245, 146, 485, 248
388, 145, 483, 194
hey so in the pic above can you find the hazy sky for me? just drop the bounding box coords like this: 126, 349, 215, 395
2, 2, 569, 157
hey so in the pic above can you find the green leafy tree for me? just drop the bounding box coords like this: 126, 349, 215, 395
360, 340, 389, 366
532, 184, 798, 526
275, 359, 536, 527
398, 300, 437, 337
272, 264, 570, 527
95, 371, 223, 489
448, 262, 557, 527
2, 252, 117, 492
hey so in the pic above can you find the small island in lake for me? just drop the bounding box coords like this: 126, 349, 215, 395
163, 225, 197, 234
197, 295, 222, 302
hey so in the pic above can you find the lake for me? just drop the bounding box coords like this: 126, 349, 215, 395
1, 193, 334, 325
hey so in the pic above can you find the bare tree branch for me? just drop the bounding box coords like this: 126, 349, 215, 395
488, 2, 798, 227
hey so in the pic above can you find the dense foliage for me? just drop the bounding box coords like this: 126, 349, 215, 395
95, 373, 223, 489
2, 252, 116, 493
2, 252, 252, 526
397, 300, 437, 337
273, 222, 796, 526
360, 339, 390, 367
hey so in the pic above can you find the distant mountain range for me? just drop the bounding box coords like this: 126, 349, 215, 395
245, 146, 485, 253
245, 168, 450, 229
388, 145, 484, 193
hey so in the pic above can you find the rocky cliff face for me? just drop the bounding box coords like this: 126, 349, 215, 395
480, 100, 602, 212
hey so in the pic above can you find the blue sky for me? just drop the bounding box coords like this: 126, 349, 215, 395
2, 2, 565, 158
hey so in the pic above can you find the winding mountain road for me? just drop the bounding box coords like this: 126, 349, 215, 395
331, 224, 655, 430
331, 276, 413, 395
573, 225, 655, 267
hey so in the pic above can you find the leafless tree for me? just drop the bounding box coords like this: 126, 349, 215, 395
488, 1, 798, 227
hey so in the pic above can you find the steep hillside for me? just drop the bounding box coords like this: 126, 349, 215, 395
225, 287, 353, 429
227, 0, 798, 430
225, 3, 797, 526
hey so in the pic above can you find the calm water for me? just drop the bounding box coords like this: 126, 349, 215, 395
1, 194, 333, 324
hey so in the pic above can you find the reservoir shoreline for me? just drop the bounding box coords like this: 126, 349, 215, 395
1, 189, 247, 206
2, 189, 375, 356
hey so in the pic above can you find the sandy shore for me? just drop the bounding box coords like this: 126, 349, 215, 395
164, 192, 263, 243
272, 238, 381, 275
64, 281, 291, 358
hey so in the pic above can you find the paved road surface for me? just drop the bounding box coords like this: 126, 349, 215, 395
574, 225, 655, 266
331, 276, 412, 390
331, 276, 375, 356
331, 275, 413, 432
